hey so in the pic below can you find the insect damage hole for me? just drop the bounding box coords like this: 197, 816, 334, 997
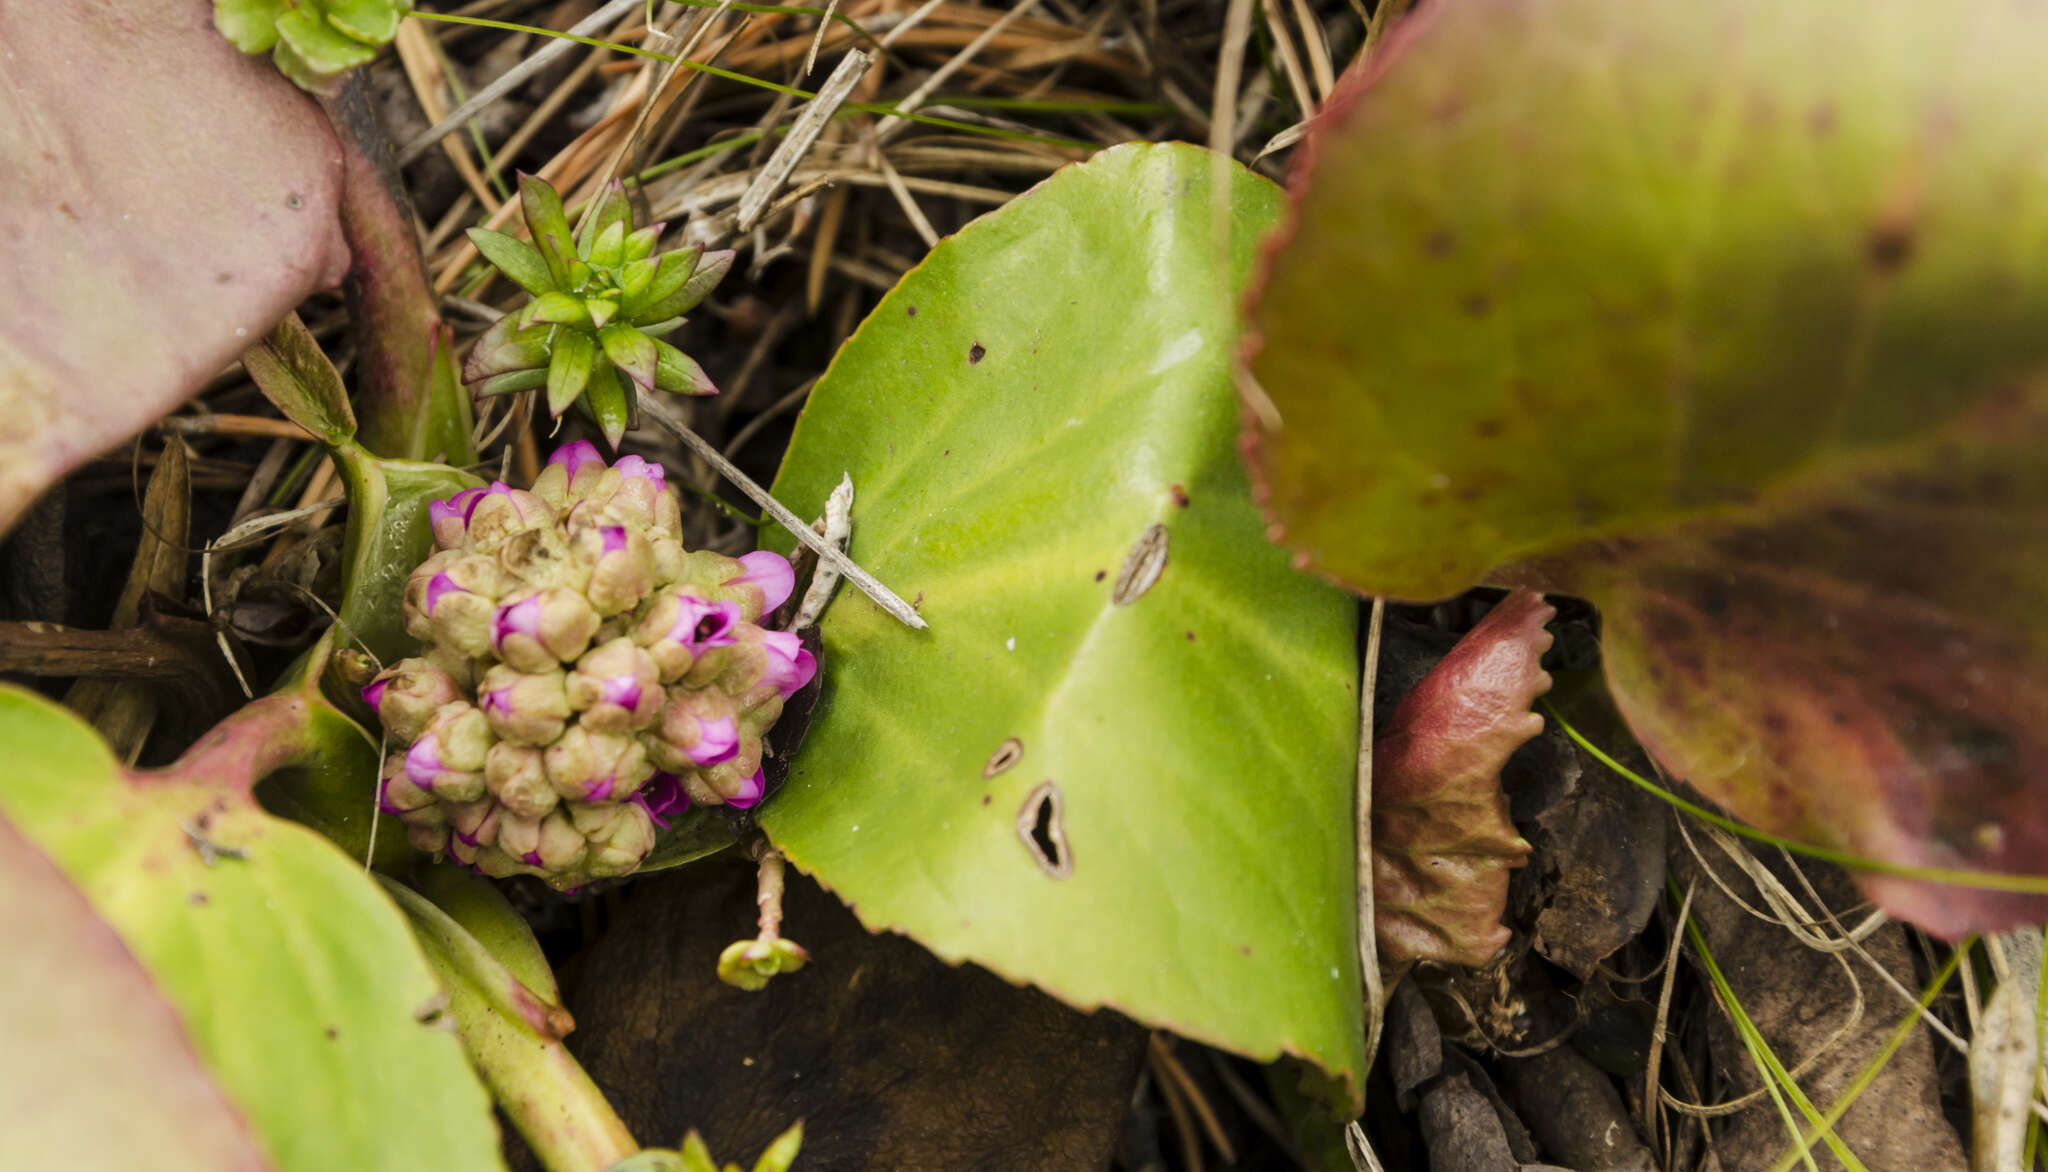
983, 737, 1024, 778
1016, 781, 1072, 878
1112, 523, 1169, 606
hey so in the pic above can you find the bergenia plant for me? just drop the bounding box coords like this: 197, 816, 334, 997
363, 440, 815, 889
465, 175, 733, 448
214, 0, 413, 94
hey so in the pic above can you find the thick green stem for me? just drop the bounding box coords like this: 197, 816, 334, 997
381, 876, 639, 1172
322, 76, 476, 464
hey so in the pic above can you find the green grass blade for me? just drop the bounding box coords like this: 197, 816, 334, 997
1676, 882, 1867, 1171
1764, 944, 1968, 1172
1551, 702, 2048, 895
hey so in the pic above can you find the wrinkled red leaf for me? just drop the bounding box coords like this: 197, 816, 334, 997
1245, 0, 2048, 936
0, 811, 271, 1171
1374, 591, 1552, 968
0, 0, 350, 534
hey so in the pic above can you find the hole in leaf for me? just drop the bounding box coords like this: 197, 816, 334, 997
1016, 781, 1072, 879
983, 737, 1024, 778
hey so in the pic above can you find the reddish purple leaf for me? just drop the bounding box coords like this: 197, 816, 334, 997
1245, 0, 2048, 937
1374, 591, 1552, 968
0, 0, 350, 534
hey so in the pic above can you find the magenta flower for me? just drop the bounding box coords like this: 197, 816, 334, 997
667, 594, 739, 652
633, 772, 691, 828
759, 630, 818, 700
726, 550, 795, 615
361, 677, 390, 711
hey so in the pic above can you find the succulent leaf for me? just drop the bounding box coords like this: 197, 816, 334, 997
577, 183, 635, 260
634, 248, 732, 326
466, 228, 559, 297
599, 323, 659, 389
275, 7, 377, 72
524, 290, 592, 329
517, 173, 576, 285
546, 329, 597, 416
213, 0, 288, 51
583, 362, 633, 450
653, 339, 716, 396
463, 315, 552, 381
588, 219, 628, 271
326, 0, 408, 43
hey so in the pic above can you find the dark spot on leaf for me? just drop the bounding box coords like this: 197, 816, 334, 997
1185, 630, 1196, 642
187, 891, 208, 906
1867, 223, 1915, 273
981, 794, 992, 806
1460, 293, 1492, 317
1475, 419, 1503, 438
325, 1026, 339, 1040
983, 737, 1024, 779
1017, 781, 1071, 878
968, 342, 986, 364
1425, 229, 1456, 257
1170, 484, 1190, 508
1241, 945, 1252, 957
906, 305, 917, 316
1807, 102, 1837, 137
1094, 570, 1106, 582
1695, 581, 1729, 620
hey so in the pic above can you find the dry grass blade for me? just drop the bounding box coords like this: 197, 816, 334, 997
736, 49, 871, 232
399, 0, 647, 165
639, 393, 926, 630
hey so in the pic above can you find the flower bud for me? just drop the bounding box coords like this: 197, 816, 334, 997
448, 798, 503, 849
485, 741, 559, 820
572, 801, 657, 879
378, 754, 440, 819
759, 630, 818, 701
585, 455, 667, 529
407, 553, 509, 659
477, 664, 572, 746
565, 637, 661, 733
363, 657, 463, 743
570, 519, 655, 615
529, 439, 608, 508
543, 724, 655, 802
463, 482, 555, 550
492, 587, 601, 673
495, 526, 590, 594
647, 688, 739, 773
495, 811, 547, 867
429, 487, 489, 550
405, 703, 492, 802
717, 936, 809, 990
536, 809, 589, 874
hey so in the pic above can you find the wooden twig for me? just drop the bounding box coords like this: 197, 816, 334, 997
735, 50, 871, 234
638, 396, 926, 631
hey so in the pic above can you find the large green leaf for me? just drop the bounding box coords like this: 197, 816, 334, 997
1244, 0, 2048, 934
763, 143, 1366, 1100
0, 813, 271, 1171
0, 685, 505, 1172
